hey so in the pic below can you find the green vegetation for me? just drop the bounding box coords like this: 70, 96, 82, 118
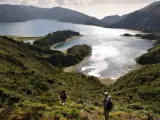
33, 30, 80, 49
0, 36, 108, 120
0, 30, 160, 119
110, 64, 160, 117
141, 34, 157, 40
121, 33, 133, 37
110, 35, 160, 119
136, 42, 160, 65
154, 40, 160, 46
48, 45, 91, 67
122, 33, 157, 40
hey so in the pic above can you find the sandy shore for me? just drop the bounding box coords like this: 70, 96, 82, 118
51, 35, 84, 50
6, 35, 43, 42
63, 54, 116, 86
100, 78, 116, 85
63, 55, 91, 73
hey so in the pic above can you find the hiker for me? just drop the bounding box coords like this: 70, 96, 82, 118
104, 92, 113, 120
59, 90, 67, 106
147, 113, 153, 120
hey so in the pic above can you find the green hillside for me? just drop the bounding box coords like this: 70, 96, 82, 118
110, 39, 160, 119
0, 36, 108, 120
0, 32, 160, 120
136, 42, 160, 65
33, 30, 80, 49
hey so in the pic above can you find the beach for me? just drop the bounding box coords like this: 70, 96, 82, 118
51, 35, 84, 50
63, 54, 116, 85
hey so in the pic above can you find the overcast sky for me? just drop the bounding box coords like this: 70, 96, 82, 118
0, 0, 159, 18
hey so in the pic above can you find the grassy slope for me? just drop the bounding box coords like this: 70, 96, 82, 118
0, 36, 109, 120
1, 34, 160, 120
111, 64, 160, 113
110, 40, 160, 119
136, 44, 160, 65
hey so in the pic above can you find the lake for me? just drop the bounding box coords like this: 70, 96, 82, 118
0, 19, 154, 79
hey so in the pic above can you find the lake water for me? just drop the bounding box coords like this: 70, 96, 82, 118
0, 19, 154, 79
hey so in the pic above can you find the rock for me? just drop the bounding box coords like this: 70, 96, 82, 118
135, 34, 143, 37
121, 33, 133, 37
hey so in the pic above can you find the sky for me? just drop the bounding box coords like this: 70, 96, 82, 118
0, 0, 159, 18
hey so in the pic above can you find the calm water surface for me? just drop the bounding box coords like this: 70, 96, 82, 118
0, 19, 154, 79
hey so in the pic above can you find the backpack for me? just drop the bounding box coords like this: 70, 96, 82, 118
105, 100, 113, 110
61, 93, 67, 100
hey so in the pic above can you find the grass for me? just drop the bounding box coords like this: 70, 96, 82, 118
0, 32, 160, 119
0, 35, 108, 120
136, 44, 160, 64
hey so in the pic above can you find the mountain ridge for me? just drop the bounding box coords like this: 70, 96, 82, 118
0, 4, 103, 26
105, 1, 160, 33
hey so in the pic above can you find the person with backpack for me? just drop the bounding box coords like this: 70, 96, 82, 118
104, 92, 113, 120
59, 90, 67, 106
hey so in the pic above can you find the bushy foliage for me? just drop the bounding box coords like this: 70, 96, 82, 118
141, 34, 157, 40
136, 44, 160, 64
48, 45, 92, 67
33, 30, 80, 49
0, 36, 107, 119
111, 64, 160, 114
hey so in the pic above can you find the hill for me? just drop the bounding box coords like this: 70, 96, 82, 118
136, 41, 160, 65
0, 35, 108, 119
111, 64, 160, 115
0, 33, 160, 119
33, 30, 80, 49
44, 7, 103, 26
101, 14, 127, 25
0, 4, 103, 26
108, 1, 160, 33
110, 33, 160, 119
0, 4, 34, 22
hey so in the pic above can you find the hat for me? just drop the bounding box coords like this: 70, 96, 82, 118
104, 92, 108, 95
107, 95, 111, 101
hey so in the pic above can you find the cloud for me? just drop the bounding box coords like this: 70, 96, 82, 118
0, 0, 157, 7
0, 0, 158, 18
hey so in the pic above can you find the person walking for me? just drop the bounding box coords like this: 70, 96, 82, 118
104, 92, 113, 120
59, 90, 67, 106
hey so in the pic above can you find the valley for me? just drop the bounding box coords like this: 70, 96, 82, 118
0, 1, 160, 120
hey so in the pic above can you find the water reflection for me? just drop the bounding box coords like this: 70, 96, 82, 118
0, 19, 154, 79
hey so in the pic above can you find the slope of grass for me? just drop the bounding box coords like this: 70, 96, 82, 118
1, 34, 160, 120
110, 64, 160, 116
136, 44, 160, 64
0, 36, 108, 120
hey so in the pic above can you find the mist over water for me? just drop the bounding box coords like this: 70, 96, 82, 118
0, 19, 154, 79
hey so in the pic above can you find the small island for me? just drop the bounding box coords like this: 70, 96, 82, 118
33, 30, 80, 49
121, 33, 157, 40
121, 33, 133, 37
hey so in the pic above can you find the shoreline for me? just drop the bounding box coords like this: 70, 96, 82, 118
63, 54, 117, 86
6, 35, 43, 42
63, 55, 91, 73
51, 35, 84, 50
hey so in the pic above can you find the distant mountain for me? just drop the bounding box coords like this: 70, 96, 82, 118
101, 14, 127, 25
108, 1, 160, 33
0, 4, 103, 26
19, 5, 49, 18
0, 4, 35, 22
44, 7, 103, 26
